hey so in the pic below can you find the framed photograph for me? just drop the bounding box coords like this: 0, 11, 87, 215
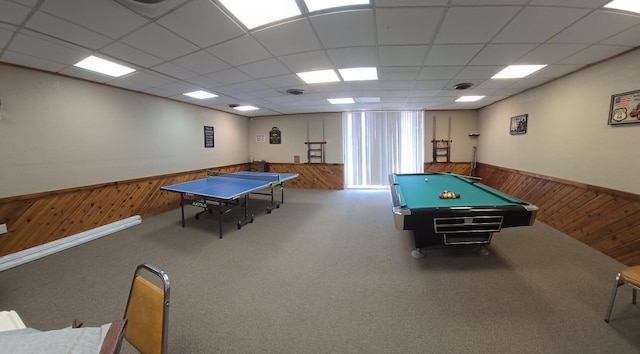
608, 89, 640, 125
510, 114, 528, 135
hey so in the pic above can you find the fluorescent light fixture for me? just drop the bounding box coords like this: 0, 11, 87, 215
328, 98, 355, 104
73, 56, 135, 77
183, 90, 218, 99
355, 97, 380, 103
219, 0, 301, 29
304, 0, 369, 12
455, 96, 485, 102
296, 69, 341, 84
338, 67, 378, 81
492, 65, 547, 79
604, 0, 640, 14
234, 105, 259, 111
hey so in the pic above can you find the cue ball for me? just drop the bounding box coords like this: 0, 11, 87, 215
424, 178, 428, 182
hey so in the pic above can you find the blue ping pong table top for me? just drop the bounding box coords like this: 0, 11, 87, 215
161, 171, 298, 200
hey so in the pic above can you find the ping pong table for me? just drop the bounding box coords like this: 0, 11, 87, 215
160, 171, 298, 238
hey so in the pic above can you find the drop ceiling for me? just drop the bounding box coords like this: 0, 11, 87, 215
1, 0, 639, 117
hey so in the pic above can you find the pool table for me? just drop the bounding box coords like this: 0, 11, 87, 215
389, 172, 538, 257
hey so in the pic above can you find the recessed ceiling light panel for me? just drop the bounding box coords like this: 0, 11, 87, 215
604, 0, 640, 14
328, 98, 355, 104
183, 90, 218, 99
234, 105, 259, 111
73, 56, 136, 77
455, 96, 485, 102
219, 0, 301, 29
304, 0, 369, 12
296, 69, 340, 84
492, 65, 547, 79
338, 67, 378, 81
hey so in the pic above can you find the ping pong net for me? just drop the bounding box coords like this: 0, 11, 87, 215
207, 170, 282, 185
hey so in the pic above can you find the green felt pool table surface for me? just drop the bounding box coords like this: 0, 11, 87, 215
391, 173, 524, 209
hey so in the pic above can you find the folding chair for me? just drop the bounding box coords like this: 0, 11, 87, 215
604, 265, 640, 322
123, 264, 170, 354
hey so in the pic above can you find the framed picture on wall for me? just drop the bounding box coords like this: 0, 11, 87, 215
608, 89, 640, 125
510, 114, 528, 135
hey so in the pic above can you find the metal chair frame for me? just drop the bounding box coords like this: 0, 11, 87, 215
123, 263, 170, 354
604, 267, 639, 323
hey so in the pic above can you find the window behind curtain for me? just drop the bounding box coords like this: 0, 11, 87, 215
343, 111, 424, 188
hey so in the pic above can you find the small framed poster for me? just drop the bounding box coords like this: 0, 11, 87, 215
204, 126, 214, 148
510, 114, 528, 135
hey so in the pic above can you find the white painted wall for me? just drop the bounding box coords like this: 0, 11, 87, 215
478, 48, 640, 194
248, 112, 342, 163
0, 65, 249, 198
424, 110, 479, 164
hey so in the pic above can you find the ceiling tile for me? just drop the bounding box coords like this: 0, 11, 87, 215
207, 68, 253, 85
492, 7, 590, 43
152, 62, 198, 80
157, 0, 245, 48
8, 30, 90, 67
0, 1, 31, 25
452, 0, 528, 4
121, 23, 199, 61
40, 0, 147, 39
1, 50, 66, 72
469, 44, 538, 65
112, 0, 189, 20
237, 58, 290, 79
252, 18, 322, 56
26, 12, 112, 50
278, 50, 332, 72
516, 43, 588, 64
207, 35, 272, 67
326, 46, 378, 67
558, 44, 632, 65
454, 65, 504, 80
100, 42, 164, 68
376, 7, 445, 45
109, 70, 176, 91
260, 74, 306, 89
379, 67, 421, 80
549, 11, 640, 44
602, 25, 640, 47
424, 45, 484, 66
311, 9, 375, 48
378, 46, 429, 66
418, 66, 463, 80
434, 7, 521, 44
528, 0, 609, 8
172, 50, 230, 75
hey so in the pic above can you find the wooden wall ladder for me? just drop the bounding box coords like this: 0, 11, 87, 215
306, 119, 326, 163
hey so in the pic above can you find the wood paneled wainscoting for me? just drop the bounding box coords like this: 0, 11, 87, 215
474, 163, 639, 266
0, 165, 247, 257
267, 163, 344, 190
0, 163, 344, 257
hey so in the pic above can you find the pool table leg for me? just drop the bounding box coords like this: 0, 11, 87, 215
411, 249, 426, 258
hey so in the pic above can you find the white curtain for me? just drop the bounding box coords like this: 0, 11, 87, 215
343, 111, 424, 188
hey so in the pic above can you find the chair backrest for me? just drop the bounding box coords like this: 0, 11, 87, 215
123, 264, 170, 354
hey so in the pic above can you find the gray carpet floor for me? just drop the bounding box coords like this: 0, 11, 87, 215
1, 188, 639, 353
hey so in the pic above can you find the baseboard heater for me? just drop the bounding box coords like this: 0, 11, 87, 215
0, 215, 142, 272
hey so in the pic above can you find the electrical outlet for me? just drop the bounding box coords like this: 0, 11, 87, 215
0, 223, 7, 234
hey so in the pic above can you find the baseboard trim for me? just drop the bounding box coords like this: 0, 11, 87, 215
0, 215, 142, 272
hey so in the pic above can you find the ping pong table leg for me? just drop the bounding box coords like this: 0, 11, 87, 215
218, 206, 223, 239
180, 194, 186, 227
237, 194, 254, 229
